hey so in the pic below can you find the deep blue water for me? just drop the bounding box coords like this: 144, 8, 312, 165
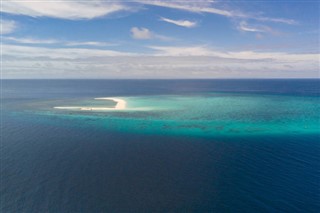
1, 79, 320, 212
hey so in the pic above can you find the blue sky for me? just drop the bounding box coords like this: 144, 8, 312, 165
1, 0, 319, 78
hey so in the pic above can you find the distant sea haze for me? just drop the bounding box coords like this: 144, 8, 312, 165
2, 79, 320, 212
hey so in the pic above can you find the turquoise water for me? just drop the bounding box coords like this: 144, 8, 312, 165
31, 93, 320, 137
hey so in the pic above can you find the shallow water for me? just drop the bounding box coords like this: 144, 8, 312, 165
23, 92, 320, 137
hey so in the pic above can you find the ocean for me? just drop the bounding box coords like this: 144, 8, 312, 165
1, 79, 320, 212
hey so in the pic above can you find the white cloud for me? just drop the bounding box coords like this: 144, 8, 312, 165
135, 0, 296, 24
136, 0, 236, 17
236, 21, 282, 36
65, 41, 116, 47
1, 0, 130, 20
256, 17, 298, 25
3, 36, 58, 44
131, 27, 153, 40
0, 19, 17, 34
238, 21, 264, 33
2, 44, 319, 78
0, 0, 297, 26
160, 17, 197, 28
150, 46, 213, 56
2, 44, 134, 60
148, 45, 319, 62
130, 27, 172, 40
237, 21, 272, 33
3, 36, 117, 47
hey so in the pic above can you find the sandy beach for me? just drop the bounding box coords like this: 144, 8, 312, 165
54, 97, 127, 111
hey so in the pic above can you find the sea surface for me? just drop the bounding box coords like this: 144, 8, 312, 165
1, 79, 320, 212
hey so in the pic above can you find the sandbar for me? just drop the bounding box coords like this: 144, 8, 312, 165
54, 97, 127, 111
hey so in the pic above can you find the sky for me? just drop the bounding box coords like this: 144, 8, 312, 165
1, 0, 319, 79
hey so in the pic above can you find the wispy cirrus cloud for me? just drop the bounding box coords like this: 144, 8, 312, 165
236, 21, 281, 36
136, 0, 236, 17
3, 36, 117, 47
1, 0, 297, 26
135, 0, 296, 25
255, 17, 298, 25
1, 0, 131, 20
0, 19, 17, 34
160, 17, 197, 28
65, 41, 117, 47
237, 21, 272, 33
3, 36, 58, 44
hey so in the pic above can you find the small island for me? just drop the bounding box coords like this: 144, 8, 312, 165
54, 97, 127, 111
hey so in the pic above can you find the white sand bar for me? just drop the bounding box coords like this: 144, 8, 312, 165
54, 97, 127, 111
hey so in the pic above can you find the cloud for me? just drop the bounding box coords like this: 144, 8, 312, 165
238, 21, 264, 33
131, 27, 153, 40
1, 0, 130, 20
130, 27, 172, 40
150, 46, 213, 56
237, 21, 272, 33
0, 19, 17, 34
148, 45, 318, 62
135, 0, 296, 24
2, 44, 134, 60
160, 17, 197, 28
1, 0, 297, 26
2, 44, 319, 78
65, 41, 116, 47
237, 21, 281, 36
3, 37, 58, 44
136, 0, 236, 17
256, 17, 298, 25
3, 36, 117, 47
